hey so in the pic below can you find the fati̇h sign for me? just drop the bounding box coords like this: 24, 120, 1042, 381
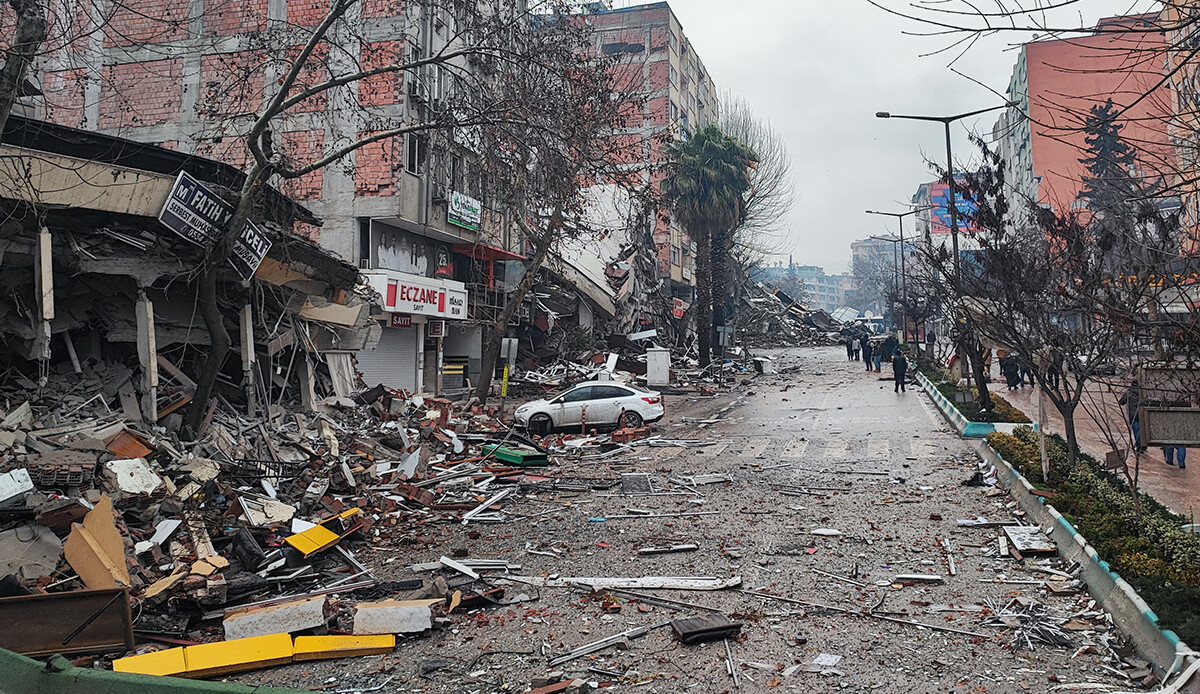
447, 191, 482, 231
158, 172, 234, 247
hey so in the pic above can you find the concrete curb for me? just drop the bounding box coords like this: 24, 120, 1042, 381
975, 440, 1198, 683
913, 370, 1036, 438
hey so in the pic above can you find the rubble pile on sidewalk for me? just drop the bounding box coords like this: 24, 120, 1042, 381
735, 281, 842, 348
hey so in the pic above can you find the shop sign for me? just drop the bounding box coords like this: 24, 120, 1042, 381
427, 320, 445, 338
228, 220, 272, 280
158, 171, 233, 247
672, 298, 686, 319
369, 272, 469, 320
390, 314, 412, 328
448, 191, 482, 231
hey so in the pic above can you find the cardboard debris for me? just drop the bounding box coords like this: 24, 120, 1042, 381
63, 495, 130, 589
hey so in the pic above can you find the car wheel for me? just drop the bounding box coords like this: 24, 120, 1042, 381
529, 414, 552, 436
620, 411, 643, 429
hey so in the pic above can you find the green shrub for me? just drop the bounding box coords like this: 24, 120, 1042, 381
936, 385, 1032, 424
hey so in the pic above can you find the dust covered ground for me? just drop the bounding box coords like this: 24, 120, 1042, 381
231, 346, 1142, 694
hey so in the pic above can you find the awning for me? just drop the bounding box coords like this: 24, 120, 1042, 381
453, 243, 526, 262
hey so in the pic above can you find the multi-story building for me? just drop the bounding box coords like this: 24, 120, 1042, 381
587, 1, 718, 309
991, 14, 1172, 219
36, 1, 538, 395
1161, 2, 1200, 251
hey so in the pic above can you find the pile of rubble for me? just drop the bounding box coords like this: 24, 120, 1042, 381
735, 281, 843, 348
0, 354, 671, 679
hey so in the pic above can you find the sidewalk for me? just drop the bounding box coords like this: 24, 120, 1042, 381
998, 381, 1198, 519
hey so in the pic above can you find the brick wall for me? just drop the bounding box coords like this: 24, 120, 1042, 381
358, 41, 404, 107
280, 129, 326, 200
99, 59, 182, 130
286, 0, 330, 27
105, 0, 188, 48
200, 51, 266, 119
355, 132, 398, 196
203, 0, 268, 36
281, 44, 330, 114
42, 69, 87, 128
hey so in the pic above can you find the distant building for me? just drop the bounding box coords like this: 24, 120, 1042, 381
758, 262, 852, 313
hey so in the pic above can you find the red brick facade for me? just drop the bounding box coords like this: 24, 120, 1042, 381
358, 41, 404, 107
105, 0, 188, 48
280, 129, 326, 200
99, 59, 182, 130
355, 133, 399, 197
43, 69, 87, 129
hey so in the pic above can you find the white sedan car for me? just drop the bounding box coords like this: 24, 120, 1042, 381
514, 381, 664, 434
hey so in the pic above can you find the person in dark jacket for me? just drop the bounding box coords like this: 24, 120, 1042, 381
1001, 355, 1020, 390
862, 338, 873, 372
881, 334, 899, 364
893, 351, 908, 392
845, 338, 854, 361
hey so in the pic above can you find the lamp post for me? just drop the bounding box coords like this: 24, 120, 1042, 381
876, 103, 1011, 399
866, 206, 929, 343
875, 105, 1010, 279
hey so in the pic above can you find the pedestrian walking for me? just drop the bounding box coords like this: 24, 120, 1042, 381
862, 338, 873, 372
1018, 355, 1033, 387
893, 350, 908, 393
845, 339, 854, 361
1118, 380, 1146, 453
852, 336, 862, 361
1163, 445, 1187, 469
1000, 355, 1020, 390
872, 339, 882, 372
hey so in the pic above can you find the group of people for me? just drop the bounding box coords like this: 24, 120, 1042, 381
1120, 380, 1186, 470
845, 331, 908, 393
997, 350, 1034, 391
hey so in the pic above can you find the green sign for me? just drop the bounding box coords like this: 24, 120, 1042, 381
448, 191, 482, 231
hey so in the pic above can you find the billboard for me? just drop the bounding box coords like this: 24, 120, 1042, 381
929, 181, 978, 235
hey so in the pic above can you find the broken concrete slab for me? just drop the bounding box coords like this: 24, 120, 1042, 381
352, 599, 440, 635
0, 523, 62, 580
0, 468, 34, 507
224, 595, 328, 640
103, 458, 166, 497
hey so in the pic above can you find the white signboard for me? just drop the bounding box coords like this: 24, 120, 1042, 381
448, 191, 482, 231
366, 272, 469, 320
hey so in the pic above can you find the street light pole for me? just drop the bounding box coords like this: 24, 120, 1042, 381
866, 206, 930, 343
869, 235, 901, 325
876, 103, 1012, 401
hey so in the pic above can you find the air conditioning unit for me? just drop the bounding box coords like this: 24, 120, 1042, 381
408, 77, 429, 103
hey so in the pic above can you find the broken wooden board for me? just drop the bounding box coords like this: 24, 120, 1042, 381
1003, 525, 1058, 555
509, 576, 742, 591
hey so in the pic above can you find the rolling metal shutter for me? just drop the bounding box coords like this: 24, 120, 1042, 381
355, 326, 419, 391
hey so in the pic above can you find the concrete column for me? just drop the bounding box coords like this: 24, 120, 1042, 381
32, 229, 53, 361
240, 304, 257, 416
136, 292, 158, 421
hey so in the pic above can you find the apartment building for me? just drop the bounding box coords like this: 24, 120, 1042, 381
587, 1, 718, 309
36, 0, 533, 395
991, 14, 1172, 219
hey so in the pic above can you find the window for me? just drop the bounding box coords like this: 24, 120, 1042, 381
595, 386, 632, 400
406, 133, 427, 175
670, 245, 680, 265
559, 386, 595, 403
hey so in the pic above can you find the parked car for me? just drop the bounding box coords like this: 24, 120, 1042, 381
514, 381, 664, 434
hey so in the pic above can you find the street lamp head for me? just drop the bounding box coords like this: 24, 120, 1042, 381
875, 112, 891, 119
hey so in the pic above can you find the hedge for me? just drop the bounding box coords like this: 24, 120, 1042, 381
935, 383, 1032, 424
985, 426, 1200, 643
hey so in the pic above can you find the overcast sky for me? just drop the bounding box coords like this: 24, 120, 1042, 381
626, 0, 1154, 273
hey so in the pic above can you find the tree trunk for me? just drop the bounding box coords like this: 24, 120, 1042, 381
962, 321, 992, 411
711, 228, 727, 362
186, 264, 231, 434
694, 225, 713, 367
0, 0, 46, 133
185, 166, 263, 435
1061, 405, 1079, 467
473, 232, 555, 402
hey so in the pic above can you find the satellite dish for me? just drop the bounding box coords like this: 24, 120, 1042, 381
864, 310, 875, 319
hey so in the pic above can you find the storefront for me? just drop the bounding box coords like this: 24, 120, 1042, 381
359, 271, 469, 394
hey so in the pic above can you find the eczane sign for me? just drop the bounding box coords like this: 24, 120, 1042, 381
365, 271, 468, 320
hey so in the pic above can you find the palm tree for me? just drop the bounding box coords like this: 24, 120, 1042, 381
662, 125, 758, 366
